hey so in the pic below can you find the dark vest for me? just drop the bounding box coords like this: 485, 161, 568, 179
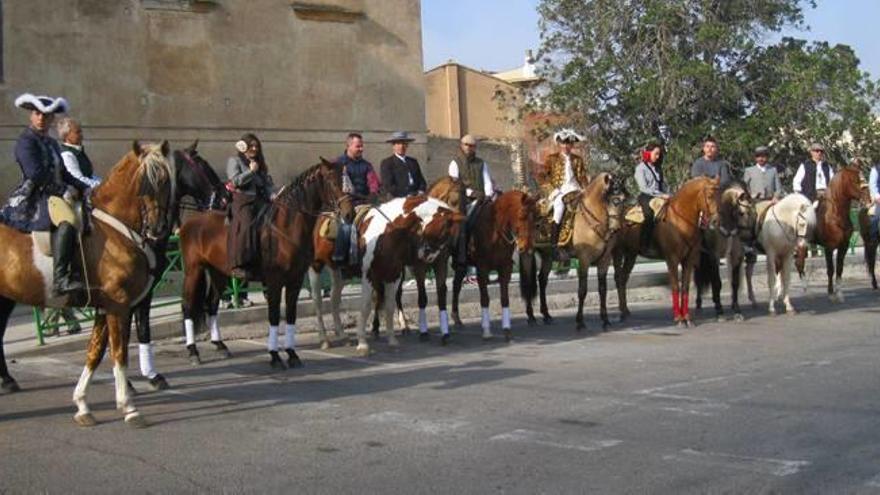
340, 155, 372, 197
61, 144, 94, 178
455, 151, 485, 194
801, 160, 832, 202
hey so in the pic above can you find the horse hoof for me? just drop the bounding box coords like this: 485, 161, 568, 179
481, 333, 494, 342
126, 380, 138, 397
355, 345, 370, 357
602, 321, 611, 332
212, 341, 233, 359
440, 334, 450, 346
676, 321, 687, 329
715, 315, 726, 323
685, 320, 696, 328
1, 377, 20, 393
269, 351, 287, 370
419, 332, 430, 342
503, 329, 512, 343
371, 329, 381, 341
74, 412, 97, 427
286, 349, 304, 369
527, 317, 537, 327
733, 313, 745, 323
149, 374, 170, 391
401, 328, 411, 336
620, 310, 631, 322
543, 315, 554, 325
786, 309, 798, 316
187, 345, 201, 366
388, 338, 400, 348
124, 412, 149, 429
320, 340, 332, 351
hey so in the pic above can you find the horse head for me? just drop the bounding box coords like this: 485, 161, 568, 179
428, 176, 463, 212
835, 164, 865, 205
416, 200, 465, 264
173, 139, 228, 213
598, 173, 627, 234
720, 182, 756, 241
316, 157, 354, 222
497, 190, 537, 255
700, 177, 721, 228
132, 140, 175, 240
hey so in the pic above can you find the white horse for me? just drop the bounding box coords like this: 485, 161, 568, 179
749, 194, 816, 315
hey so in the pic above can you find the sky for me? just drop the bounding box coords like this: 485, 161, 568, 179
421, 0, 880, 78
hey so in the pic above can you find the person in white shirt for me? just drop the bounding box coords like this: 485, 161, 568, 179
793, 142, 834, 204
448, 134, 495, 267
57, 117, 101, 189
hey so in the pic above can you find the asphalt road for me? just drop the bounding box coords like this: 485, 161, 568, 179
1, 282, 879, 494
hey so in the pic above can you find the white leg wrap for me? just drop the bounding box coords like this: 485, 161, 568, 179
113, 364, 135, 414
285, 323, 296, 350
502, 307, 511, 329
481, 307, 491, 332
73, 366, 94, 415
138, 343, 157, 379
439, 310, 449, 335
268, 325, 279, 351
419, 308, 428, 334
184, 319, 195, 346
208, 315, 221, 342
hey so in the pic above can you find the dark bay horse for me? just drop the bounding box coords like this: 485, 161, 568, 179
613, 176, 720, 327
451, 190, 537, 342
694, 181, 756, 322
814, 164, 868, 302
525, 173, 627, 330
179, 159, 352, 369
0, 141, 174, 428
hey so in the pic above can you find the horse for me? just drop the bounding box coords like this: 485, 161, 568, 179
523, 173, 627, 330
179, 158, 352, 369
450, 190, 537, 342
693, 181, 757, 322
309, 196, 459, 355
745, 193, 816, 315
0, 141, 174, 429
857, 204, 880, 290
613, 176, 720, 327
129, 139, 228, 391
813, 165, 867, 303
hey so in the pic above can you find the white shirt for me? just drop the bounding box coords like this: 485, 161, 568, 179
395, 153, 413, 186
448, 159, 494, 198
60, 143, 101, 188
793, 160, 833, 193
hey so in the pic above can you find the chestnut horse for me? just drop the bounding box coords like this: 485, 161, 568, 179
524, 173, 627, 331
857, 200, 880, 290
814, 165, 867, 303
450, 190, 537, 341
179, 159, 352, 369
0, 141, 174, 428
613, 176, 720, 327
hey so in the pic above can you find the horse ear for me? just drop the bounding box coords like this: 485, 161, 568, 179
319, 156, 332, 166
189, 139, 200, 151
160, 140, 170, 156
604, 174, 611, 186
132, 140, 142, 156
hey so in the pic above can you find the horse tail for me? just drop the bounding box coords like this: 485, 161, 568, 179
694, 249, 713, 295
518, 250, 537, 305
188, 269, 209, 334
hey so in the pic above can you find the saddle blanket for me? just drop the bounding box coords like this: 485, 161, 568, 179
624, 197, 666, 224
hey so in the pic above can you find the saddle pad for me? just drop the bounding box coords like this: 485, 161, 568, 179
624, 197, 666, 224
32, 231, 52, 257
353, 204, 372, 227
869, 205, 877, 217
317, 215, 339, 240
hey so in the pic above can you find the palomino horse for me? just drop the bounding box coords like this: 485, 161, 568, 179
179, 159, 352, 369
0, 141, 174, 428
309, 196, 461, 354
613, 176, 720, 327
694, 181, 756, 322
524, 173, 627, 330
450, 190, 537, 341
814, 165, 867, 303
129, 140, 228, 391
748, 193, 816, 315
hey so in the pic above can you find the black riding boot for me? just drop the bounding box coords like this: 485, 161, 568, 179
52, 222, 84, 296
639, 219, 654, 252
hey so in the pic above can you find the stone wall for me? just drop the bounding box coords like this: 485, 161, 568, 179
425, 136, 523, 191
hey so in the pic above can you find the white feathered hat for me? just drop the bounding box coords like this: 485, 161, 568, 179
553, 128, 585, 143
14, 93, 69, 114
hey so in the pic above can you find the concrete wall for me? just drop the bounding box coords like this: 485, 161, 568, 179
0, 0, 426, 197
425, 136, 517, 191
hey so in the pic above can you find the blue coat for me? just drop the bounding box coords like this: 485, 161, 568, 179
0, 128, 89, 232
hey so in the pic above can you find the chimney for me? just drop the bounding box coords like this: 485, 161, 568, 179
524, 50, 536, 78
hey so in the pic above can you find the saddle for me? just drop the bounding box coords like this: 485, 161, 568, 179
536, 192, 579, 247
624, 197, 666, 224
317, 204, 372, 241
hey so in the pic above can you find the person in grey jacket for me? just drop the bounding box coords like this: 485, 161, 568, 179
690, 136, 731, 186
742, 146, 783, 202
226, 133, 274, 278
634, 142, 669, 250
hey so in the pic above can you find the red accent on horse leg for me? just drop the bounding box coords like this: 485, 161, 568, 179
671, 289, 680, 319
681, 289, 690, 319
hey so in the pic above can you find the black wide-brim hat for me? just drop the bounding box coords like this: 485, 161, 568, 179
14, 93, 69, 114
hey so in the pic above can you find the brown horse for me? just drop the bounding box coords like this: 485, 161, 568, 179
857, 198, 880, 290
450, 190, 537, 341
524, 173, 627, 330
613, 176, 720, 327
179, 159, 352, 369
0, 141, 174, 428
814, 164, 868, 302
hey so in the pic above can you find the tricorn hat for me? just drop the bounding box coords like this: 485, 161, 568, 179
554, 128, 585, 144
386, 131, 414, 143
14, 93, 69, 114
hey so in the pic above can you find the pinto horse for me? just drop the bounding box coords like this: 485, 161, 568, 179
0, 141, 174, 428
450, 190, 537, 341
814, 165, 868, 303
613, 176, 720, 327
179, 159, 352, 369
524, 173, 627, 330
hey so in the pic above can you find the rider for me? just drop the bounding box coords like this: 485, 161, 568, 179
743, 146, 783, 203
793, 143, 835, 205
380, 131, 426, 199
448, 134, 496, 268
634, 142, 669, 250
58, 117, 101, 189
226, 133, 274, 279
334, 132, 380, 265
0, 93, 90, 296
691, 135, 731, 186
542, 128, 590, 259
868, 160, 880, 240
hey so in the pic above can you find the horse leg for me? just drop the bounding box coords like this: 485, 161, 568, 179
824, 247, 836, 301
616, 252, 637, 322
498, 267, 513, 342
330, 269, 345, 342
681, 262, 695, 327
539, 250, 554, 324
108, 312, 146, 428
412, 265, 430, 342
730, 255, 744, 321
766, 251, 777, 315
0, 296, 20, 393
309, 267, 331, 350
575, 257, 589, 332
384, 280, 399, 347
396, 275, 410, 335
597, 258, 611, 331
72, 312, 109, 426
477, 268, 492, 340
866, 240, 879, 290
834, 246, 847, 303
524, 254, 537, 326
284, 278, 304, 368
745, 256, 757, 308
265, 282, 285, 370
132, 295, 169, 391
451, 265, 465, 328
782, 254, 796, 314
181, 267, 204, 365
354, 278, 373, 356
710, 257, 723, 321
206, 270, 231, 358
371, 284, 385, 340
434, 258, 451, 345
666, 261, 682, 325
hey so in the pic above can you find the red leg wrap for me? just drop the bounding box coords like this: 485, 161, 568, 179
671, 289, 681, 319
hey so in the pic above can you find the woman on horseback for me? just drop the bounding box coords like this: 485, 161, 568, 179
634, 142, 669, 250
226, 133, 274, 279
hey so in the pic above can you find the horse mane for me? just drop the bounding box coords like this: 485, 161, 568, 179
140, 143, 174, 196
275, 161, 328, 207
92, 143, 172, 206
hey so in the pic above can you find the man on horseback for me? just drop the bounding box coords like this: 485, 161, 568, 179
58, 118, 101, 189
793, 143, 835, 205
448, 134, 496, 267
634, 142, 669, 250
867, 160, 880, 240
691, 136, 731, 186
743, 146, 783, 203
227, 133, 274, 279
380, 131, 426, 199
541, 128, 590, 258
334, 132, 380, 265
0, 94, 90, 296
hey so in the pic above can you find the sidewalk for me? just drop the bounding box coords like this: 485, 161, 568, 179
4, 249, 871, 358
